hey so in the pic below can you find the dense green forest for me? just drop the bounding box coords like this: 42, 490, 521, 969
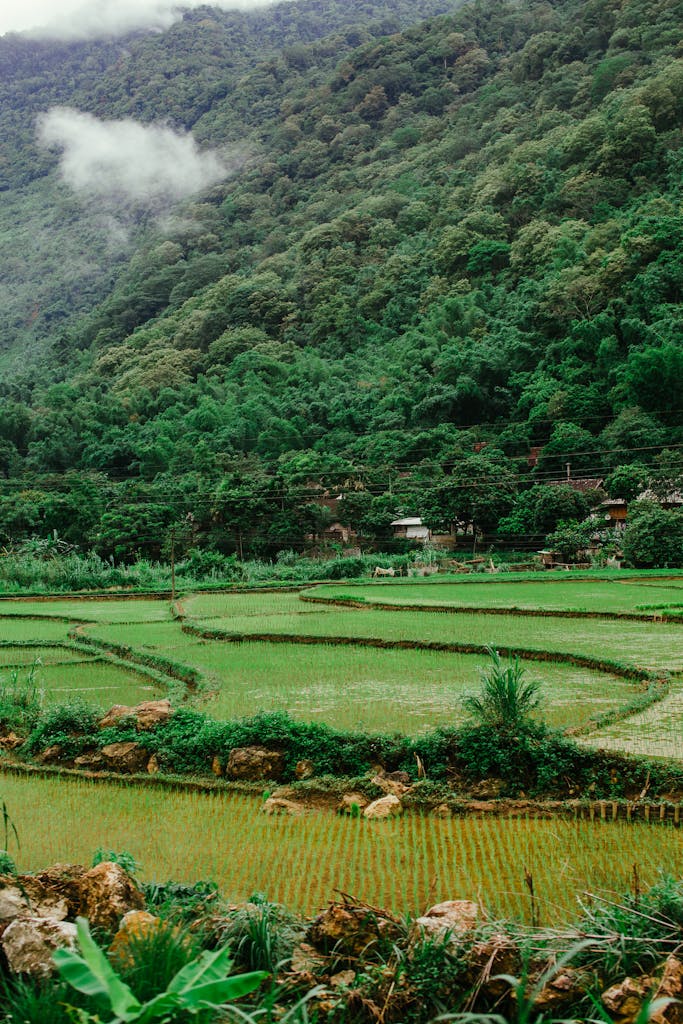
0, 0, 681, 564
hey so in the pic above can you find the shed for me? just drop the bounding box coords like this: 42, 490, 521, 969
390, 517, 431, 542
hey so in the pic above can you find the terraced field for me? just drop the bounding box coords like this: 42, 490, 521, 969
306, 576, 683, 614
1, 577, 682, 744
2, 772, 681, 924
1, 573, 683, 917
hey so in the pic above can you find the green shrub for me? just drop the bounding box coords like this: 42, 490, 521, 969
462, 648, 543, 731
24, 699, 101, 757
92, 848, 139, 877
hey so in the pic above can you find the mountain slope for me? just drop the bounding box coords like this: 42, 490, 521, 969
0, 0, 681, 557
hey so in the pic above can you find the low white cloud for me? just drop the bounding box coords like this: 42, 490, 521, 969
37, 107, 232, 206
1, 0, 287, 40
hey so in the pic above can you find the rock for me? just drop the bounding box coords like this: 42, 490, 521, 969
363, 794, 402, 819
1, 916, 77, 976
36, 744, 63, 765
261, 797, 306, 816
98, 705, 135, 730
211, 755, 223, 777
78, 862, 145, 933
338, 793, 369, 815
330, 969, 356, 988
652, 956, 683, 1024
109, 910, 161, 968
0, 731, 24, 751
147, 754, 161, 774
135, 700, 173, 731
0, 883, 28, 922
534, 967, 590, 1012
602, 976, 651, 1022
308, 901, 401, 958
467, 933, 519, 998
371, 774, 411, 797
295, 759, 315, 780
74, 750, 105, 770
469, 778, 505, 799
226, 746, 285, 781
411, 901, 482, 946
433, 803, 452, 817
290, 941, 327, 976
101, 741, 150, 774
25, 864, 87, 919
98, 700, 173, 733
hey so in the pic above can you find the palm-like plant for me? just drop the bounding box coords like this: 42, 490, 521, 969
462, 648, 543, 730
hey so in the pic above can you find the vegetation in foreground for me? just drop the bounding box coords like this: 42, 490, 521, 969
4, 848, 683, 1023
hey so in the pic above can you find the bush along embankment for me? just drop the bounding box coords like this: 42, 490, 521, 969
4, 697, 683, 809
4, 854, 683, 1023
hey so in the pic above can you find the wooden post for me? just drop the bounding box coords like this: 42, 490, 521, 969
170, 527, 176, 604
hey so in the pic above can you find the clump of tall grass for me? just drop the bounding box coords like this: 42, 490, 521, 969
0, 659, 44, 733
218, 895, 304, 974
462, 648, 543, 731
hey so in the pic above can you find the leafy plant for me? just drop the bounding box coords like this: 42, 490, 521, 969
462, 649, 543, 731
92, 848, 139, 877
54, 916, 268, 1024
219, 898, 304, 974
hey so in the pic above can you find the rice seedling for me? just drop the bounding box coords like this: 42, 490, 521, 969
307, 577, 683, 615
184, 594, 683, 673
2, 774, 683, 926
73, 625, 638, 732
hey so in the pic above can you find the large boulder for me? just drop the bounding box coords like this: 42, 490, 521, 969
338, 793, 369, 815
411, 901, 482, 946
363, 794, 402, 819
261, 797, 306, 816
371, 773, 411, 798
36, 744, 64, 765
1, 916, 77, 976
602, 976, 651, 1023
135, 700, 173, 731
0, 882, 29, 924
78, 862, 144, 932
0, 864, 88, 928
308, 900, 401, 958
100, 741, 150, 774
74, 750, 106, 770
226, 746, 285, 781
26, 863, 87, 919
109, 910, 162, 969
98, 700, 173, 733
98, 705, 136, 730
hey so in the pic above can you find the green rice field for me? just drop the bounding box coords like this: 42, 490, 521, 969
1, 574, 683, 919
307, 576, 683, 614
75, 624, 638, 732
3, 773, 681, 924
0, 574, 682, 745
183, 591, 683, 673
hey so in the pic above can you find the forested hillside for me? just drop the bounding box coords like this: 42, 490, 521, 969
0, 0, 681, 561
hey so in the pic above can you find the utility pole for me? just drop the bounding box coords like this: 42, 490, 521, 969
170, 527, 176, 604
